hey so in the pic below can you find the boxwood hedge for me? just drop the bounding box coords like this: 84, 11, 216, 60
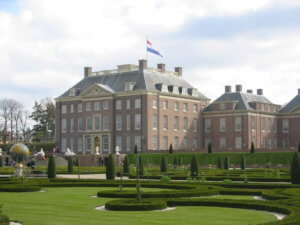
105, 199, 167, 211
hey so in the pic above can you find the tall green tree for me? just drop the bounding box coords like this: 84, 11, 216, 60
207, 143, 212, 154
250, 142, 255, 154
68, 157, 73, 173
123, 155, 130, 174
217, 157, 223, 169
240, 156, 246, 170
138, 155, 144, 176
134, 145, 138, 154
178, 156, 183, 166
173, 156, 177, 168
224, 157, 230, 170
106, 154, 116, 180
190, 155, 199, 177
47, 155, 56, 178
291, 152, 300, 184
160, 156, 168, 172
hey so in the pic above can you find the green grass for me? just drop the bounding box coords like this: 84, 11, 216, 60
195, 195, 256, 200
0, 187, 277, 225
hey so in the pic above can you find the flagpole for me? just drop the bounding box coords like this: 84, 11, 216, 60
146, 36, 148, 61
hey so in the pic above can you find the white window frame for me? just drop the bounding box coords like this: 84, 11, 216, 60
62, 119, 67, 133
103, 101, 109, 110
86, 117, 92, 130
86, 102, 92, 111
152, 99, 157, 109
220, 118, 226, 132
94, 116, 101, 130
235, 116, 242, 132
152, 114, 158, 129
235, 137, 242, 149
126, 99, 130, 109
116, 100, 122, 110
126, 115, 130, 131
62, 105, 67, 114
135, 99, 141, 109
205, 118, 211, 133
78, 118, 83, 131
103, 116, 109, 130
78, 103, 83, 113
283, 119, 289, 133
135, 114, 141, 130
116, 115, 122, 131
152, 136, 158, 150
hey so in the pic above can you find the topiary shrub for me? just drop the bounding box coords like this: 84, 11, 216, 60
178, 156, 182, 167
217, 157, 223, 169
0, 156, 3, 168
169, 144, 173, 154
291, 152, 300, 184
138, 155, 144, 176
265, 157, 271, 169
134, 145, 138, 154
47, 155, 56, 178
190, 155, 198, 177
160, 156, 168, 172
173, 156, 177, 169
106, 154, 116, 180
250, 142, 255, 153
240, 156, 246, 170
224, 157, 230, 170
105, 199, 167, 211
67, 157, 73, 173
123, 155, 130, 174
207, 142, 212, 154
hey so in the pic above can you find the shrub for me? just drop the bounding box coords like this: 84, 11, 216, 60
250, 142, 255, 153
240, 156, 246, 170
134, 145, 138, 154
265, 157, 271, 169
169, 144, 173, 154
0, 157, 3, 168
138, 155, 144, 176
291, 152, 300, 184
67, 157, 73, 173
160, 156, 168, 172
173, 156, 177, 168
0, 184, 41, 192
208, 142, 212, 154
105, 199, 167, 211
106, 154, 116, 180
224, 156, 230, 170
178, 156, 183, 166
123, 155, 130, 174
47, 155, 56, 178
190, 155, 198, 177
160, 175, 171, 182
217, 157, 223, 169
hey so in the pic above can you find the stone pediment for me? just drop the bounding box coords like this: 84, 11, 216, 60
81, 84, 115, 97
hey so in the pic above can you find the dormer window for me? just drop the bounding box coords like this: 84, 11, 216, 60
69, 88, 80, 96
125, 82, 136, 91
181, 87, 188, 95
220, 103, 226, 110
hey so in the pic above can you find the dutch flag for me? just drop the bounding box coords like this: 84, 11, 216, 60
147, 40, 163, 57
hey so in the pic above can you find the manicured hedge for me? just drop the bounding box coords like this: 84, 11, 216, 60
0, 184, 41, 192
105, 199, 167, 211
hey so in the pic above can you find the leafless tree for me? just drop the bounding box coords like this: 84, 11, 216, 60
20, 110, 30, 141
0, 99, 10, 143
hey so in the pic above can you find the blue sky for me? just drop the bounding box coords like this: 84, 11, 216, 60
0, 0, 300, 111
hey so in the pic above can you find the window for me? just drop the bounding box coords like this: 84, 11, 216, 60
103, 116, 109, 130
135, 114, 141, 130
205, 118, 211, 132
116, 100, 122, 110
152, 136, 158, 150
163, 115, 168, 130
126, 115, 130, 130
220, 103, 225, 110
86, 117, 92, 130
174, 137, 179, 150
192, 138, 197, 150
152, 114, 158, 129
235, 117, 242, 132
126, 136, 130, 151
116, 115, 122, 131
183, 103, 188, 112
126, 99, 130, 109
235, 137, 242, 149
70, 104, 74, 113
102, 135, 109, 152
116, 136, 122, 151
174, 116, 179, 130
267, 138, 272, 149
70, 138, 73, 151
267, 119, 271, 132
103, 101, 109, 110
163, 136, 168, 150
220, 118, 226, 132
274, 119, 277, 133
163, 100, 168, 109
78, 103, 83, 112
261, 118, 266, 131
205, 138, 211, 149
274, 139, 278, 148
134, 136, 141, 151
220, 137, 226, 149
183, 117, 188, 131
135, 99, 141, 109
251, 116, 256, 130
62, 119, 67, 133
78, 118, 83, 131
193, 104, 197, 113
174, 102, 179, 111
94, 116, 101, 130
193, 118, 197, 132
152, 99, 157, 109
78, 138, 83, 152
183, 137, 188, 150
61, 138, 67, 151
94, 102, 101, 111
85, 136, 91, 152
70, 118, 74, 132
86, 102, 92, 111
262, 104, 265, 111
283, 119, 289, 133
62, 105, 67, 114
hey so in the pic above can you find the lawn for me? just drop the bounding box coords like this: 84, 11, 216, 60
0, 187, 277, 225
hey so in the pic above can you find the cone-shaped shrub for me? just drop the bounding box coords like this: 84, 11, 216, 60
250, 142, 255, 153
178, 156, 182, 166
224, 156, 230, 170
169, 144, 173, 154
67, 157, 73, 173
291, 152, 300, 184
265, 157, 270, 168
217, 157, 223, 169
190, 155, 198, 177
208, 143, 212, 154
160, 156, 168, 172
173, 156, 177, 168
106, 154, 116, 180
240, 156, 246, 170
47, 155, 56, 178
123, 155, 130, 174
0, 156, 3, 167
134, 145, 138, 154
138, 155, 144, 175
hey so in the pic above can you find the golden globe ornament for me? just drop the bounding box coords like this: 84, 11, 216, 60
10, 143, 30, 164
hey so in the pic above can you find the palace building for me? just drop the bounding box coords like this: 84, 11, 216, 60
55, 59, 300, 153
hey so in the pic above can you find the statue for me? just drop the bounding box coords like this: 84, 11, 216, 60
0, 148, 2, 156
65, 148, 76, 156
34, 148, 45, 160
95, 146, 100, 155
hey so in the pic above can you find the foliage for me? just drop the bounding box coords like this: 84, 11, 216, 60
160, 156, 168, 172
106, 154, 116, 180
173, 156, 177, 168
190, 155, 198, 177
47, 155, 56, 178
217, 157, 223, 169
224, 156, 230, 170
240, 156, 246, 170
123, 155, 130, 174
169, 144, 173, 154
0, 142, 55, 153
291, 152, 300, 184
134, 145, 138, 154
178, 156, 183, 166
0, 157, 3, 168
250, 142, 255, 154
160, 175, 171, 182
67, 157, 73, 173
0, 184, 41, 192
105, 199, 167, 211
138, 155, 144, 176
0, 206, 9, 225
208, 142, 212, 154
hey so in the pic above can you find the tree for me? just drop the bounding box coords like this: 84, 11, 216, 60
178, 156, 183, 166
0, 99, 10, 143
207, 142, 212, 154
20, 110, 31, 141
123, 155, 130, 174
190, 155, 198, 177
160, 156, 168, 172
250, 142, 255, 153
106, 154, 116, 180
169, 144, 173, 154
47, 155, 56, 178
173, 156, 177, 168
224, 156, 230, 170
291, 152, 300, 184
217, 157, 223, 169
134, 145, 138, 154
138, 155, 144, 176
240, 156, 246, 170
68, 157, 73, 173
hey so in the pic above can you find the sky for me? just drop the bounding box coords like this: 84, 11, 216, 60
0, 0, 300, 111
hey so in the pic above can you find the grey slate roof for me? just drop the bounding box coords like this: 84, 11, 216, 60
204, 92, 273, 112
58, 70, 209, 99
279, 94, 300, 113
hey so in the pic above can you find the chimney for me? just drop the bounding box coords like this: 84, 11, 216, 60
257, 89, 263, 95
139, 59, 147, 71
298, 88, 300, 95
175, 67, 182, 76
235, 84, 242, 92
247, 89, 253, 94
157, 63, 165, 72
225, 85, 232, 93
84, 67, 92, 78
